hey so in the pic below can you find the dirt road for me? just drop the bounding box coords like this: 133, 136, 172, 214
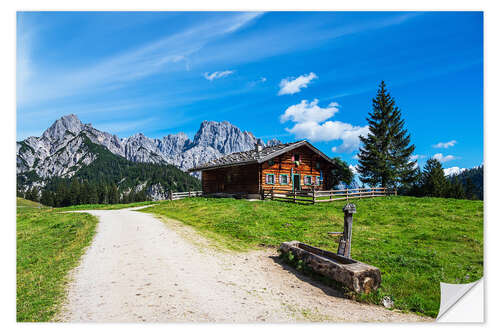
57, 207, 430, 323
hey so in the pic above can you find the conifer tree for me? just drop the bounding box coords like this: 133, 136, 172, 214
88, 184, 99, 204
109, 184, 119, 204
79, 181, 91, 204
40, 189, 54, 207
98, 185, 108, 204
422, 158, 448, 197
69, 178, 80, 206
26, 187, 39, 202
464, 178, 478, 200
448, 179, 466, 199
55, 183, 66, 207
357, 81, 417, 188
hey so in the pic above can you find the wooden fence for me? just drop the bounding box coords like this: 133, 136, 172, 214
169, 190, 203, 200
262, 187, 397, 204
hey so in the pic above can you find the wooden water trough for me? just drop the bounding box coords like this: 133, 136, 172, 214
279, 241, 381, 294
279, 203, 381, 294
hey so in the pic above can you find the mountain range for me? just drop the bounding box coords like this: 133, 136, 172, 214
16, 114, 280, 197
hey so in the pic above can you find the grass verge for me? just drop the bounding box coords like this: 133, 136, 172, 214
17, 198, 98, 322
54, 200, 157, 211
140, 195, 483, 317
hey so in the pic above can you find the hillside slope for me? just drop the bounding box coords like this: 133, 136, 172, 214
18, 133, 201, 205
448, 165, 483, 200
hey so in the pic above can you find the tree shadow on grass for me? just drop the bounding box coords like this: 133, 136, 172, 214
268, 254, 346, 299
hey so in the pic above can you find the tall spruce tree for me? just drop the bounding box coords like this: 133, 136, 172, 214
98, 184, 108, 204
357, 81, 417, 187
69, 178, 80, 206
422, 158, 448, 197
88, 184, 99, 204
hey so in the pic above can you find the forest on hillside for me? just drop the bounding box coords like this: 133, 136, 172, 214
17, 137, 201, 207
448, 165, 483, 200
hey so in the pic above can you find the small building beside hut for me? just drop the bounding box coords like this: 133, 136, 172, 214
188, 140, 342, 199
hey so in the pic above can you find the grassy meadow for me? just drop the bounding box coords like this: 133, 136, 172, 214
16, 198, 98, 322
141, 196, 483, 317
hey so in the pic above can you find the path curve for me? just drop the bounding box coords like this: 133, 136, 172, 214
57, 207, 430, 323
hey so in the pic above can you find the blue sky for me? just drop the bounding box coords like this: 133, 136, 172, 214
16, 11, 483, 174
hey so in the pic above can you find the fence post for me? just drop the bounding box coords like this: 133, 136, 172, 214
169, 191, 173, 201
346, 188, 349, 201
313, 187, 316, 204
293, 188, 296, 204
271, 188, 274, 201
394, 188, 397, 196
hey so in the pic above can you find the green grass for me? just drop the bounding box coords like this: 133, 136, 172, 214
17, 197, 45, 208
54, 200, 157, 211
141, 196, 483, 317
17, 198, 98, 322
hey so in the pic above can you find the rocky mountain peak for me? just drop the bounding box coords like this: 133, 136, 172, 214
42, 114, 84, 141
163, 132, 189, 140
17, 115, 281, 184
266, 138, 281, 147
193, 120, 257, 154
129, 133, 148, 140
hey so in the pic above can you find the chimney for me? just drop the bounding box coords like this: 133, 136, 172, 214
255, 141, 263, 152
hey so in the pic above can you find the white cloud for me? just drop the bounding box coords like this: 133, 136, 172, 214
280, 99, 339, 124
203, 70, 235, 81
280, 99, 368, 153
278, 72, 318, 95
433, 153, 456, 163
331, 126, 370, 153
260, 77, 267, 82
349, 165, 358, 175
433, 140, 457, 149
444, 166, 466, 177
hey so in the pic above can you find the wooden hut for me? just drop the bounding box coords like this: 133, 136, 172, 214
188, 140, 342, 199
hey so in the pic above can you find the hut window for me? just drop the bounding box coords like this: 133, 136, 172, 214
265, 174, 275, 184
280, 174, 289, 185
304, 175, 312, 185
293, 153, 300, 162
316, 176, 322, 185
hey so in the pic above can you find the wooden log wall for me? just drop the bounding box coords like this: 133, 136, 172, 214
260, 146, 333, 192
201, 164, 260, 194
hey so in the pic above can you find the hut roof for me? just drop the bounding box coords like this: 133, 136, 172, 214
188, 140, 335, 172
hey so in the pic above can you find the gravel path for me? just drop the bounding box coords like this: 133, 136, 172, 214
57, 207, 431, 323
